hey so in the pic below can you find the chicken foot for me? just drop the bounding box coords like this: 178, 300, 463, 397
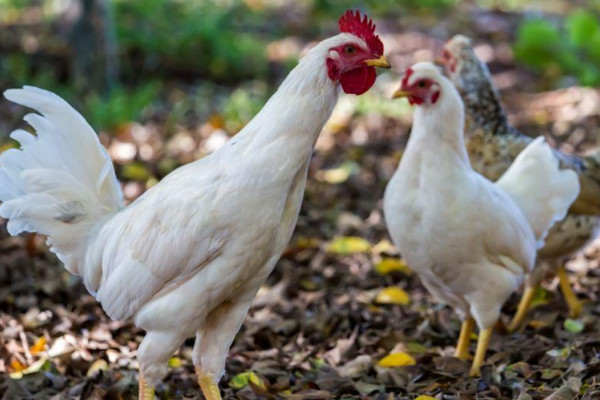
454, 317, 474, 360
469, 327, 492, 377
557, 265, 582, 318
507, 285, 536, 332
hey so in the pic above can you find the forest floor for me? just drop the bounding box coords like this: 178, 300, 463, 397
2, 5, 600, 400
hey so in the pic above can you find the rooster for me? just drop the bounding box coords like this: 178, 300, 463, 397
441, 35, 600, 330
0, 10, 389, 399
384, 62, 579, 376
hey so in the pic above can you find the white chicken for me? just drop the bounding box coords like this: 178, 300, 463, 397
0, 10, 389, 399
383, 62, 579, 376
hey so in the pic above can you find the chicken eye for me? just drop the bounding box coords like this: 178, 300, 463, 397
418, 80, 427, 88
343, 45, 356, 55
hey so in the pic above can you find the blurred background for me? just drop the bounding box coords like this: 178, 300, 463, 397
1, 1, 600, 398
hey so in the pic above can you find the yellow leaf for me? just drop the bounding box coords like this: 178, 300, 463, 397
168, 357, 183, 368
229, 371, 267, 390
296, 237, 320, 249
371, 239, 395, 255
9, 357, 47, 379
315, 162, 359, 184
378, 352, 416, 367
327, 236, 371, 255
415, 396, 436, 400
374, 258, 411, 275
375, 287, 410, 305
9, 357, 26, 373
30, 337, 46, 355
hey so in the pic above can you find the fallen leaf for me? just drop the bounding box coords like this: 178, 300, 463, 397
377, 352, 416, 368
168, 357, 184, 368
374, 258, 411, 275
564, 318, 584, 333
9, 358, 48, 379
229, 371, 267, 390
374, 287, 410, 305
315, 161, 359, 184
327, 237, 371, 255
30, 337, 46, 355
415, 396, 437, 400
86, 359, 108, 378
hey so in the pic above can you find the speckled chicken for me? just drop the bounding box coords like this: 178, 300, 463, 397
0, 11, 390, 399
384, 62, 579, 376
441, 35, 600, 330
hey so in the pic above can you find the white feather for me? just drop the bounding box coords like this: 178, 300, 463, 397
496, 136, 580, 246
0, 86, 123, 274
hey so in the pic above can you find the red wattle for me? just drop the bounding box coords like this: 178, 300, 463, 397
339, 65, 376, 95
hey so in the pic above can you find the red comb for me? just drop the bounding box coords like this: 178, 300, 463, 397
338, 10, 384, 57
401, 68, 414, 88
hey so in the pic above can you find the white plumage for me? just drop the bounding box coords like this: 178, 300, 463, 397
383, 62, 579, 375
0, 30, 388, 398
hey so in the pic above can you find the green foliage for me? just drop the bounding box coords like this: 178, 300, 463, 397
84, 82, 161, 132
114, 0, 272, 83
514, 8, 600, 86
222, 83, 269, 131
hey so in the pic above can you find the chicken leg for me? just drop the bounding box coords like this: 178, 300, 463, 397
455, 317, 474, 360
507, 285, 536, 332
139, 372, 155, 400
197, 368, 222, 400
469, 327, 492, 377
557, 265, 582, 318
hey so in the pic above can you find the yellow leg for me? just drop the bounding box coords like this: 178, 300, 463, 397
454, 317, 474, 360
139, 372, 155, 400
196, 367, 223, 400
557, 265, 582, 318
507, 285, 536, 332
469, 327, 492, 377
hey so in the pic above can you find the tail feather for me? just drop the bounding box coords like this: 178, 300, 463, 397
496, 136, 580, 246
0, 86, 123, 274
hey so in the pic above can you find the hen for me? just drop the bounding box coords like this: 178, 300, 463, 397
0, 10, 389, 399
384, 62, 579, 376
442, 35, 600, 330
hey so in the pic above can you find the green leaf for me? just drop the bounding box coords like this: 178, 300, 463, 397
564, 318, 584, 333
228, 371, 267, 390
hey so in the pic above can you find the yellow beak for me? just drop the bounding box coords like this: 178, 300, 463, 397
433, 57, 445, 66
364, 55, 391, 69
392, 89, 410, 99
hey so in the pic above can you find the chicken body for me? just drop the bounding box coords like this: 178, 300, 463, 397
384, 62, 579, 375
0, 22, 389, 398
443, 35, 600, 325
